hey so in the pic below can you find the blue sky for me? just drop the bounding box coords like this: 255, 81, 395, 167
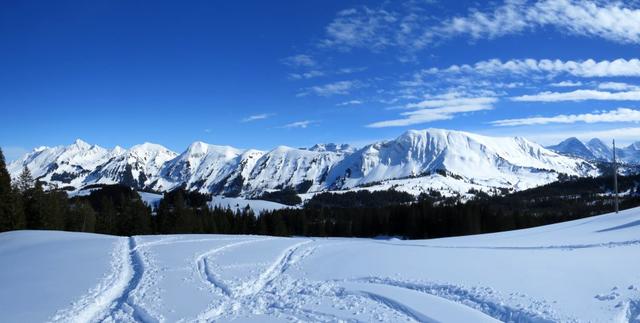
2, 0, 640, 160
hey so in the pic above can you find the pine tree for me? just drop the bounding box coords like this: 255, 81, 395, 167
0, 148, 10, 196
17, 166, 34, 193
0, 149, 24, 231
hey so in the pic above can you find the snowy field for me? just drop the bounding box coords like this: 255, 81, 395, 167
2, 208, 640, 322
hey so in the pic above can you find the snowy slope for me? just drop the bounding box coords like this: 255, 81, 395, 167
85, 143, 177, 189
209, 196, 292, 214
7, 140, 114, 189
244, 146, 347, 195
547, 137, 596, 160
0, 231, 123, 323
9, 129, 598, 197
326, 129, 595, 191
2, 207, 640, 322
153, 142, 252, 193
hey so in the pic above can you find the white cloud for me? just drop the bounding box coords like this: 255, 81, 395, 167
299, 80, 359, 97
512, 89, 640, 102
550, 80, 583, 87
491, 108, 640, 126
282, 120, 317, 129
321, 7, 398, 51
597, 81, 640, 91
407, 96, 497, 109
337, 100, 363, 106
289, 70, 325, 80
242, 113, 273, 122
321, 1, 640, 54
367, 95, 496, 128
430, 58, 640, 78
429, 0, 640, 45
282, 54, 317, 68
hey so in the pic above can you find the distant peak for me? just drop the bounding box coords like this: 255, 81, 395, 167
628, 142, 640, 150
307, 143, 355, 153
72, 139, 91, 149
132, 142, 167, 151
187, 141, 209, 153
112, 146, 126, 154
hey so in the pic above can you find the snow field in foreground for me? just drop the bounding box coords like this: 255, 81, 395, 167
2, 207, 640, 322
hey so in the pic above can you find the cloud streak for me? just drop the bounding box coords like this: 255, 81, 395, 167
367, 95, 496, 128
321, 1, 640, 54
491, 108, 640, 126
299, 80, 359, 97
426, 58, 640, 78
281, 120, 317, 129
242, 113, 274, 122
512, 89, 640, 102
427, 0, 640, 45
282, 54, 317, 68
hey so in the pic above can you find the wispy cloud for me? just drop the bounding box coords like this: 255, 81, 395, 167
321, 7, 398, 51
321, 1, 640, 55
550, 80, 583, 87
299, 80, 359, 97
281, 54, 317, 68
491, 108, 640, 126
337, 100, 363, 106
597, 81, 640, 91
425, 58, 640, 78
288, 70, 325, 80
512, 89, 640, 102
425, 0, 640, 45
281, 120, 317, 129
367, 94, 497, 128
241, 113, 274, 122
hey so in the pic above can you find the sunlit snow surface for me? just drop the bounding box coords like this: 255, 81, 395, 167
2, 208, 640, 322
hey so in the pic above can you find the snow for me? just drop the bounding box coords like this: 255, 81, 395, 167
209, 196, 292, 214
138, 191, 163, 210
2, 206, 640, 322
0, 231, 121, 323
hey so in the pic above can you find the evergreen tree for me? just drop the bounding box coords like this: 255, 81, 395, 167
0, 149, 25, 231
16, 166, 34, 193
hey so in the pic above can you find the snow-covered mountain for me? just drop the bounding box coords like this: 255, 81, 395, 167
8, 129, 599, 197
85, 143, 177, 189
7, 140, 115, 189
324, 129, 595, 194
548, 137, 640, 164
244, 145, 348, 195
547, 137, 596, 161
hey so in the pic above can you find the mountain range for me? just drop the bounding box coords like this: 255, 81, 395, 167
546, 137, 640, 164
8, 129, 599, 198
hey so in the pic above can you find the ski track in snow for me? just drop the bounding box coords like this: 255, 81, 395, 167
49, 236, 159, 323
100, 236, 159, 323
42, 234, 640, 323
48, 238, 132, 323
195, 238, 271, 299
347, 290, 438, 323
339, 277, 558, 323
195, 239, 315, 322
627, 299, 640, 323
377, 239, 640, 251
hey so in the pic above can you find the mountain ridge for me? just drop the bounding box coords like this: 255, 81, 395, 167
8, 128, 598, 198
